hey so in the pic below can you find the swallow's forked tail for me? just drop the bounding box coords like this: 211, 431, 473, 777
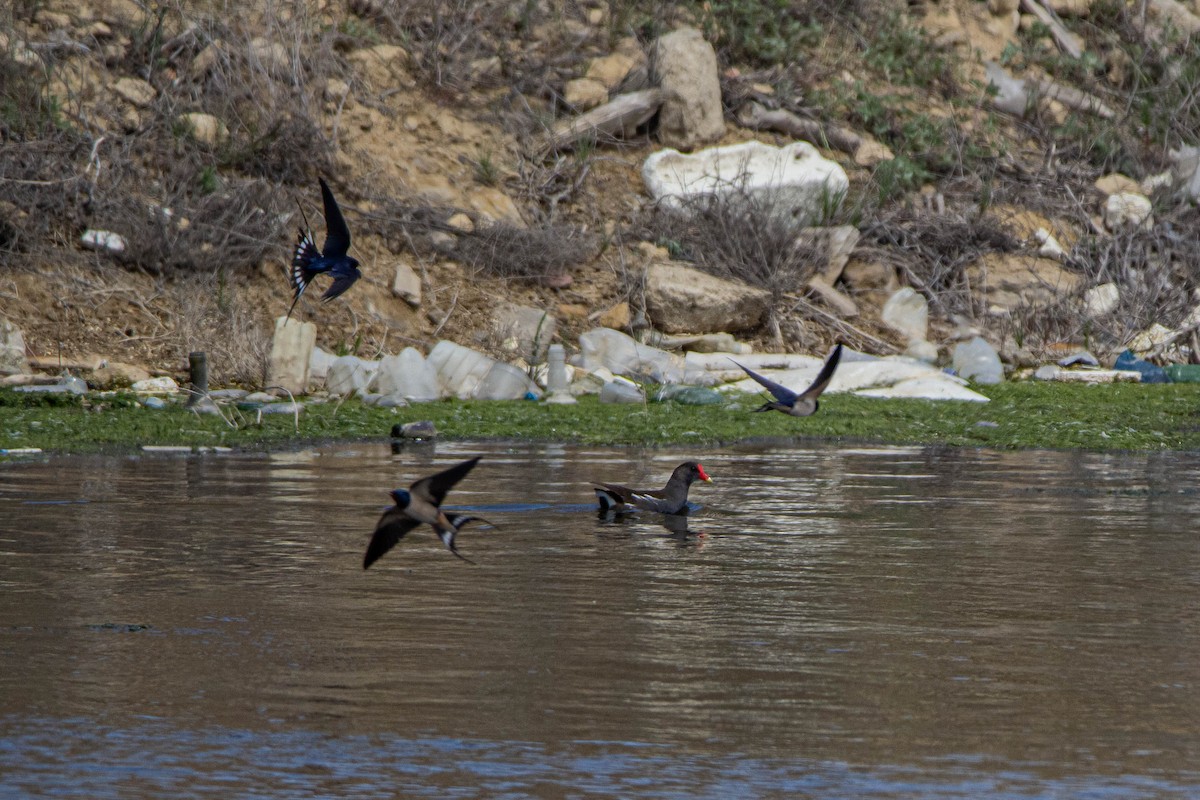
285, 229, 322, 321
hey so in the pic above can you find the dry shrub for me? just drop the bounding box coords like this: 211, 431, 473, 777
859, 207, 1020, 318
171, 273, 271, 387
456, 221, 597, 283
1016, 205, 1200, 353
642, 187, 830, 334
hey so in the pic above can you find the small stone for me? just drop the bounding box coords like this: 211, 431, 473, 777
1094, 173, 1140, 196
131, 376, 179, 394
391, 262, 422, 307
324, 78, 352, 102
429, 231, 456, 250
586, 50, 641, 90
209, 389, 248, 400
446, 213, 474, 233
141, 396, 166, 410
177, 112, 228, 146
113, 76, 156, 108
1103, 192, 1153, 231
557, 303, 589, 321
905, 339, 939, 363
260, 401, 304, 414
249, 37, 289, 74
597, 302, 630, 330
81, 229, 127, 255
1083, 282, 1120, 317
1034, 228, 1066, 260
564, 77, 609, 110
36, 10, 73, 29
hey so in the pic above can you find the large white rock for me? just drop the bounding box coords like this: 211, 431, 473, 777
643, 262, 770, 334
1084, 282, 1119, 317
1171, 145, 1200, 202
267, 317, 316, 395
578, 327, 687, 384
650, 26, 724, 150
0, 317, 28, 376
881, 287, 928, 343
643, 141, 849, 226
720, 354, 989, 402
426, 340, 541, 400
1103, 192, 1153, 230
374, 347, 441, 402
308, 346, 337, 384
326, 355, 379, 397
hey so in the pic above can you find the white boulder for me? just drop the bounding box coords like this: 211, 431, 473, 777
881, 287, 929, 343
643, 141, 848, 226
326, 355, 379, 397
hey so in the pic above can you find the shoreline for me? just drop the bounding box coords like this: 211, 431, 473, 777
3, 383, 1200, 455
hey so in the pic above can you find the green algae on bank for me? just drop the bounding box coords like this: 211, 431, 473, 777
2, 382, 1200, 454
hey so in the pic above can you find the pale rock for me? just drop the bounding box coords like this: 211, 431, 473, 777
598, 301, 631, 330
308, 346, 337, 385
952, 336, 1004, 384
267, 317, 316, 396
853, 138, 895, 167
0, 317, 28, 376
586, 7, 607, 25
988, 0, 1020, 14
967, 253, 1083, 311
857, 377, 989, 402
132, 376, 179, 394
80, 229, 126, 255
799, 224, 860, 282
446, 213, 474, 233
1103, 192, 1153, 231
643, 262, 771, 333
492, 303, 557, 360
1094, 173, 1140, 196
570, 367, 612, 396
1141, 171, 1174, 194
1034, 228, 1066, 260
578, 327, 686, 383
650, 27, 724, 150
392, 262, 422, 307
587, 49, 643, 89
426, 340, 541, 400
1127, 323, 1173, 354
643, 141, 848, 226
36, 10, 73, 29
177, 112, 228, 146
564, 77, 609, 110
469, 56, 502, 81
721, 354, 989, 402
557, 303, 590, 321
191, 42, 222, 78
326, 355, 379, 397
1045, 0, 1092, 15
96, 0, 144, 26
881, 287, 928, 343
1170, 145, 1200, 202
1084, 282, 1120, 317
807, 275, 858, 317
984, 60, 1032, 117
86, 21, 114, 39
348, 44, 409, 87
260, 401, 304, 415
249, 36, 290, 74
1034, 365, 1140, 383
113, 76, 156, 107
91, 361, 151, 386
324, 78, 351, 102
243, 391, 278, 403
374, 348, 441, 402
842, 259, 899, 305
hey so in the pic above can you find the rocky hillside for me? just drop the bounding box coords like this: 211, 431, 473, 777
2, 0, 1199, 387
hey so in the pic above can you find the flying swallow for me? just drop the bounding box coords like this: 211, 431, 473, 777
593, 461, 712, 515
286, 177, 362, 321
731, 343, 843, 417
363, 457, 494, 568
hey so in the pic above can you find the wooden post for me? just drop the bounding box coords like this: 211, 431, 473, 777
187, 351, 208, 406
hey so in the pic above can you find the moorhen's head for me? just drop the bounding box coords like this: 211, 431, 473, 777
674, 461, 713, 486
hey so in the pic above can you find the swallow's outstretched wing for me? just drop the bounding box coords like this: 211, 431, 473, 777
363, 511, 421, 569
731, 360, 800, 406
410, 457, 482, 507
318, 177, 351, 258
797, 343, 843, 401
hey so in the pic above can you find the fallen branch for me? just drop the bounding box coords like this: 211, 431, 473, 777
543, 89, 662, 152
736, 102, 862, 156
1019, 0, 1084, 58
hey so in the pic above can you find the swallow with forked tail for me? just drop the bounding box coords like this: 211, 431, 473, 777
363, 457, 495, 568
286, 177, 361, 321
731, 343, 843, 417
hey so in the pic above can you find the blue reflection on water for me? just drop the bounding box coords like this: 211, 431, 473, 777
1, 716, 1196, 800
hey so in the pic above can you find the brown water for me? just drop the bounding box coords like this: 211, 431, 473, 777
2, 441, 1199, 798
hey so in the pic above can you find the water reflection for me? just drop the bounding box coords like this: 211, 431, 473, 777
2, 441, 1200, 798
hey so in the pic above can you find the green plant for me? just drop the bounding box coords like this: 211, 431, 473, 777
197, 165, 219, 194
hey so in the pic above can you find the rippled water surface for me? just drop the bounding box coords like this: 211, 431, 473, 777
2, 441, 1200, 798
